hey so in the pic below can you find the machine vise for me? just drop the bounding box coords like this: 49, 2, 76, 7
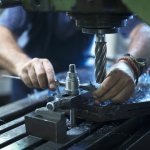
25, 64, 98, 143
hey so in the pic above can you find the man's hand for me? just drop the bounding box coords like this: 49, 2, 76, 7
94, 61, 136, 103
0, 27, 56, 90
16, 58, 56, 90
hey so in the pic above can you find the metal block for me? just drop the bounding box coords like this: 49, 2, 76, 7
25, 109, 67, 143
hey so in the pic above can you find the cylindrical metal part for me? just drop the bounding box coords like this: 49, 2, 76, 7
46, 96, 62, 111
95, 34, 107, 83
70, 108, 76, 127
65, 64, 80, 96
47, 101, 59, 111
46, 96, 71, 111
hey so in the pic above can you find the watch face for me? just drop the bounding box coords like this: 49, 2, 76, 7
123, 0, 150, 25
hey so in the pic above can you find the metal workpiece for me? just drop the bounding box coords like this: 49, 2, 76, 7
46, 95, 74, 111
46, 83, 99, 111
95, 34, 107, 83
65, 64, 80, 96
46, 91, 94, 111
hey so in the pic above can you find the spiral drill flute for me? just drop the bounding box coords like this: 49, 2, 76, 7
95, 34, 107, 83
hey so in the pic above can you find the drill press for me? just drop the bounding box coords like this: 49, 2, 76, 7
0, 0, 132, 83
0, 0, 134, 144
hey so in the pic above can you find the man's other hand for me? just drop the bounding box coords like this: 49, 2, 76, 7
17, 58, 56, 90
94, 61, 135, 103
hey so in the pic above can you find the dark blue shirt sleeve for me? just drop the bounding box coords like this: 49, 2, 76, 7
0, 6, 28, 36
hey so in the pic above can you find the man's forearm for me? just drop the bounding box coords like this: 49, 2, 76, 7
0, 26, 30, 75
0, 26, 56, 89
128, 23, 150, 66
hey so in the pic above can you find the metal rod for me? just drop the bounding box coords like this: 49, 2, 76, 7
70, 108, 76, 127
0, 74, 66, 85
1, 74, 21, 80
0, 75, 63, 96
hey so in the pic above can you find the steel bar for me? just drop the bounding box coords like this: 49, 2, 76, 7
70, 108, 76, 127
1, 74, 66, 87
1, 75, 21, 80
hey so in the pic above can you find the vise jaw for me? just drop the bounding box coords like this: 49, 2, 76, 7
25, 107, 67, 143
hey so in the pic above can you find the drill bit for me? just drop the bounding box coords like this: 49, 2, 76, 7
95, 34, 107, 83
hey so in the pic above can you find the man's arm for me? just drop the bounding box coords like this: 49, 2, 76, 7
0, 26, 56, 89
94, 23, 150, 103
129, 23, 150, 66
0, 26, 29, 74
